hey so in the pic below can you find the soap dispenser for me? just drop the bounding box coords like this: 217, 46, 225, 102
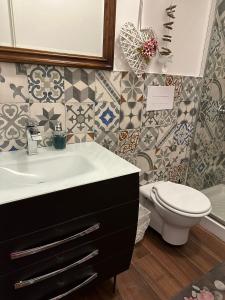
53, 121, 67, 150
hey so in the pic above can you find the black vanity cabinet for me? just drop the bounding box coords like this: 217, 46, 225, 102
0, 173, 139, 300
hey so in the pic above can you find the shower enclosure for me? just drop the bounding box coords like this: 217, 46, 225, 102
186, 0, 225, 228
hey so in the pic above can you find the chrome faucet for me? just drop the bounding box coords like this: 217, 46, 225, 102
26, 118, 42, 155
218, 104, 225, 114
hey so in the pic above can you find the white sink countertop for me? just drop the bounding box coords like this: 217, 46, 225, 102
0, 142, 140, 205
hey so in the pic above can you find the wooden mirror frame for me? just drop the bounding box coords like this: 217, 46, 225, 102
0, 0, 117, 70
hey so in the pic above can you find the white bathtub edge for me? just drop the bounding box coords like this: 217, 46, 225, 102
200, 216, 225, 242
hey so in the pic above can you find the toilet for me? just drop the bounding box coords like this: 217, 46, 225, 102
140, 181, 212, 245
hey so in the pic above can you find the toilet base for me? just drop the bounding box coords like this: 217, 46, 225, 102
140, 194, 199, 246
161, 223, 190, 245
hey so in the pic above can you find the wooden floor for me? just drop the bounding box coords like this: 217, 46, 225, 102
69, 226, 225, 300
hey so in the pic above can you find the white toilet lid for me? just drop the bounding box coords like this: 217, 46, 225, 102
153, 181, 211, 215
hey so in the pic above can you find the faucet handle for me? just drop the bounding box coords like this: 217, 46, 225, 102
26, 117, 39, 127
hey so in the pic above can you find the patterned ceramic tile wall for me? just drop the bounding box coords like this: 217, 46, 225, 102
187, 1, 225, 190
0, 60, 203, 185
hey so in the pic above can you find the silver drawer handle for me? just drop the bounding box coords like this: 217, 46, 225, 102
14, 249, 99, 290
10, 223, 100, 260
49, 273, 98, 300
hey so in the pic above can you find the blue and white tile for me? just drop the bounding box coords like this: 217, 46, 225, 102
95, 101, 120, 132
27, 65, 64, 103
174, 121, 194, 146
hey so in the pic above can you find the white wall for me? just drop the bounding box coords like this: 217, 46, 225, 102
114, 0, 216, 77
12, 0, 104, 56
0, 0, 12, 47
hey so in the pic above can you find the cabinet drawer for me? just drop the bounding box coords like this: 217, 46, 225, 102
0, 201, 138, 276
0, 251, 132, 300
1, 227, 135, 291
0, 174, 139, 242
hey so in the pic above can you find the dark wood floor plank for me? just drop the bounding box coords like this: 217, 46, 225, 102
134, 252, 183, 300
143, 230, 202, 286
69, 225, 225, 300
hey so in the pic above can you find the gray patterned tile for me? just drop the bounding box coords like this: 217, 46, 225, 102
153, 167, 170, 182
95, 101, 120, 132
139, 170, 154, 186
205, 14, 225, 78
95, 71, 121, 103
142, 105, 178, 129
138, 127, 158, 151
95, 130, 118, 153
0, 63, 29, 103
180, 77, 203, 103
121, 72, 145, 103
136, 149, 155, 173
156, 124, 177, 149
0, 104, 29, 142
0, 139, 27, 152
66, 103, 94, 134
120, 102, 142, 129
154, 146, 172, 169
64, 68, 95, 103
68, 132, 94, 144
177, 100, 198, 123
30, 103, 65, 146
170, 145, 189, 165
27, 65, 64, 103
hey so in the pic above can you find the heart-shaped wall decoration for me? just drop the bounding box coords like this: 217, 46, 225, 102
120, 22, 157, 78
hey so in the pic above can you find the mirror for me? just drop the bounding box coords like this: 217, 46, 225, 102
0, 0, 116, 69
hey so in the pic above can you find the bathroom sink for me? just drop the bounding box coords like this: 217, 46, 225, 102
0, 155, 93, 187
0, 142, 140, 205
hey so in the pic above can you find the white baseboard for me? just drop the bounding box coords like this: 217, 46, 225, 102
200, 216, 225, 242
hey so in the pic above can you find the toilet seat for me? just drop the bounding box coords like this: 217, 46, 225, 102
151, 181, 211, 217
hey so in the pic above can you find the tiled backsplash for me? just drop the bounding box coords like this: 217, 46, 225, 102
187, 2, 225, 190
0, 61, 203, 186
